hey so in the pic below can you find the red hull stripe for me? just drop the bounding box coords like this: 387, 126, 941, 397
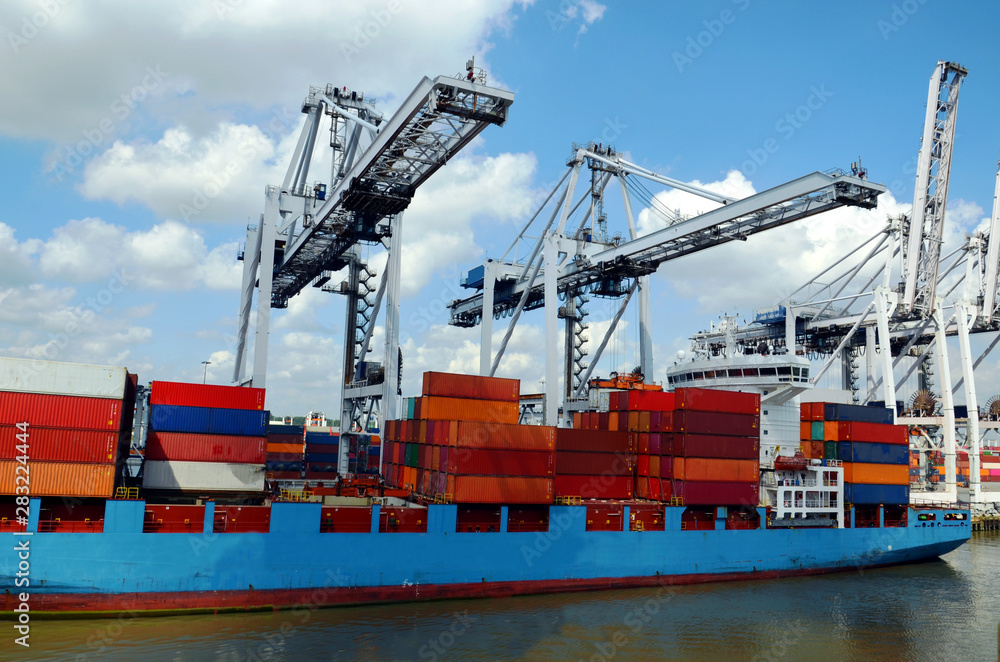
9, 564, 896, 619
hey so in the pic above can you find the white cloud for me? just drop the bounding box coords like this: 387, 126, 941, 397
0, 0, 533, 144
36, 217, 241, 291
0, 222, 42, 285
78, 123, 282, 224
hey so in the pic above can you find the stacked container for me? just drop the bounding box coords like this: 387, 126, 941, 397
667, 388, 761, 505
0, 357, 136, 497
266, 423, 304, 479
799, 402, 908, 504
144, 381, 267, 493
304, 427, 339, 478
384, 372, 554, 503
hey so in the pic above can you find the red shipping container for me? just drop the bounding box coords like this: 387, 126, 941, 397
836, 421, 907, 445
677, 457, 759, 482
673, 410, 759, 436
809, 402, 825, 421
444, 448, 554, 476
0, 425, 120, 464
150, 381, 265, 410
420, 444, 432, 470
554, 474, 633, 500
800, 403, 810, 422
673, 387, 759, 415
597, 412, 610, 430
637, 433, 650, 454
422, 371, 520, 402
649, 411, 664, 432
452, 475, 553, 504
637, 454, 650, 476
0, 392, 123, 431
438, 421, 555, 451
555, 451, 632, 475
267, 433, 303, 445
658, 455, 674, 479
672, 480, 759, 506
620, 391, 674, 411
267, 470, 302, 480
555, 429, 632, 453
668, 434, 759, 459
649, 433, 662, 455
608, 392, 620, 411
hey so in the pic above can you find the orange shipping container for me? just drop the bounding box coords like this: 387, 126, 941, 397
675, 457, 759, 483
419, 420, 428, 445
800, 421, 811, 441
418, 396, 519, 424
638, 411, 651, 433
431, 445, 441, 471
266, 442, 303, 455
573, 412, 583, 429
0, 461, 114, 497
650, 455, 661, 477
823, 421, 840, 442
422, 371, 520, 402
608, 412, 620, 432
627, 411, 640, 432
436, 421, 555, 451
452, 475, 553, 504
845, 462, 909, 485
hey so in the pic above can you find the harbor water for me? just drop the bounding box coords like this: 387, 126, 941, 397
12, 532, 1000, 661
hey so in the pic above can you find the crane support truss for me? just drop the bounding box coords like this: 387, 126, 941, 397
233, 73, 513, 474
449, 143, 884, 424
902, 60, 967, 316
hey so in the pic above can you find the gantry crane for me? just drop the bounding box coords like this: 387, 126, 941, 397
448, 143, 883, 425
234, 69, 514, 474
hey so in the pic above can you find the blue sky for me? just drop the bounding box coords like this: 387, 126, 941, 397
2, 1, 1000, 416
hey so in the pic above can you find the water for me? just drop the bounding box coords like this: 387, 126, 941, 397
11, 533, 1000, 661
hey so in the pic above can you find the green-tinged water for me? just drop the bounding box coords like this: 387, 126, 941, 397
8, 533, 1000, 662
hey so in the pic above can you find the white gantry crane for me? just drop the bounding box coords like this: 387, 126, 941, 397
448, 143, 883, 425
673, 61, 1000, 506
234, 70, 514, 474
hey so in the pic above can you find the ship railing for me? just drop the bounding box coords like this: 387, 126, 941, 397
555, 496, 583, 506
38, 518, 105, 533
113, 486, 140, 499
0, 518, 27, 532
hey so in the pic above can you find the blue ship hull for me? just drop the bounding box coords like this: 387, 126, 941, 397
0, 500, 970, 616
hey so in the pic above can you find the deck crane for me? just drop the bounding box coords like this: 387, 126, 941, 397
901, 61, 967, 316
668, 61, 1000, 505
448, 142, 883, 425
234, 73, 514, 474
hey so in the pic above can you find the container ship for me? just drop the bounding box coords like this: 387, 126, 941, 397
0, 356, 970, 617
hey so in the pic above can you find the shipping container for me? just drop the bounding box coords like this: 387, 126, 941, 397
0, 357, 127, 399
837, 441, 908, 465
0, 460, 115, 497
673, 387, 759, 415
443, 448, 553, 476
266, 442, 304, 455
554, 429, 632, 453
0, 392, 123, 431
267, 424, 304, 436
823, 421, 840, 441
619, 390, 674, 412
148, 405, 269, 437
422, 371, 520, 402
150, 381, 266, 410
672, 410, 759, 436
431, 421, 555, 451
671, 480, 759, 506
142, 460, 265, 492
146, 431, 266, 464
807, 420, 822, 441
0, 425, 120, 464
452, 475, 552, 504
823, 403, 894, 425
418, 396, 519, 424
673, 457, 759, 483
555, 451, 632, 476
267, 433, 304, 446
835, 421, 907, 445
667, 434, 759, 459
303, 452, 340, 464
846, 462, 909, 485
845, 483, 909, 505
824, 441, 838, 460
553, 474, 633, 500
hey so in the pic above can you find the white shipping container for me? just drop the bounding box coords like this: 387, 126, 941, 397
0, 357, 127, 399
143, 460, 265, 492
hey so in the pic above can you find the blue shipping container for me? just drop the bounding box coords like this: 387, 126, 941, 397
305, 432, 339, 444
846, 483, 909, 505
304, 452, 340, 463
150, 404, 269, 436
838, 441, 908, 465
823, 403, 893, 425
